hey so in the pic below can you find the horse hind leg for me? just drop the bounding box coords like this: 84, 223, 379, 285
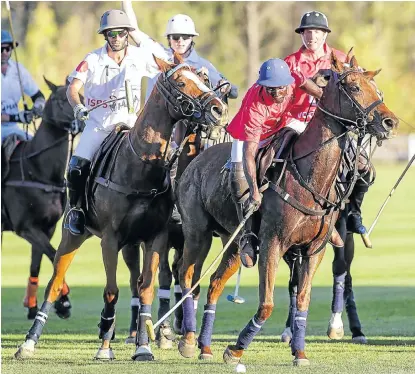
121, 243, 141, 344
344, 233, 367, 344
198, 237, 240, 360
15, 229, 87, 359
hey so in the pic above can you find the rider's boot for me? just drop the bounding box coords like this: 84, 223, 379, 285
229, 162, 259, 268
65, 155, 90, 236
347, 167, 372, 235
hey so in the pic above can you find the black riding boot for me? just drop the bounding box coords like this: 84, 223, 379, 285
229, 162, 258, 268
347, 171, 371, 234
65, 156, 90, 236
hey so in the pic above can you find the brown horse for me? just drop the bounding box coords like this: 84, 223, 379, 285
175, 53, 398, 366
15, 55, 228, 361
1, 78, 82, 320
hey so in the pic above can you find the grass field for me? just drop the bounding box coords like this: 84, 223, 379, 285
2, 162, 415, 373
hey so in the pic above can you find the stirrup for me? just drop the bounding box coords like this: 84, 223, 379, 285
64, 207, 86, 236
239, 231, 259, 268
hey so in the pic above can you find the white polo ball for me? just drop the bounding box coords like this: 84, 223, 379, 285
235, 363, 246, 373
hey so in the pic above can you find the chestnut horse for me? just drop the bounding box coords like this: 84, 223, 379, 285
175, 53, 398, 366
15, 56, 228, 361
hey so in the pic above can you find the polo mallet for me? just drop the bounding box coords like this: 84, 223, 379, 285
361, 153, 415, 248
227, 265, 245, 304
146, 205, 256, 341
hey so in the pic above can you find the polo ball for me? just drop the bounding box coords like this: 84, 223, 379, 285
235, 363, 246, 373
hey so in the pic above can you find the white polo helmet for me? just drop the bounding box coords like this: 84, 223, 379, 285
164, 14, 199, 36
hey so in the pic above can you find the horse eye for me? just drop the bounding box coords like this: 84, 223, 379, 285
177, 81, 186, 88
350, 85, 360, 93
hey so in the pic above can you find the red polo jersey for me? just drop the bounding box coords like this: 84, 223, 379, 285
284, 43, 346, 123
226, 68, 307, 143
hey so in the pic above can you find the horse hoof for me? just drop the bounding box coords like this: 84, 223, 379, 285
54, 295, 72, 319
157, 335, 173, 350
124, 336, 136, 344
27, 306, 38, 320
14, 340, 35, 359
94, 347, 115, 360
173, 317, 182, 335
223, 346, 241, 365
293, 358, 310, 366
327, 325, 344, 340
199, 352, 214, 360
131, 345, 154, 361
352, 335, 367, 344
280, 327, 292, 343
178, 337, 196, 358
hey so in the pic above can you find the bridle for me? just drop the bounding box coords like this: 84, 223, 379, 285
155, 63, 226, 140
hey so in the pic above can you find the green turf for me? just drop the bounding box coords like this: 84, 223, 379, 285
2, 162, 415, 373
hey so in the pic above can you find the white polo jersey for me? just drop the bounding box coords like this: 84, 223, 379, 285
1, 60, 39, 125
68, 38, 168, 132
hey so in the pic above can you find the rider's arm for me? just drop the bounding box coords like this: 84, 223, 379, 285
243, 140, 260, 202
66, 78, 84, 108
291, 70, 323, 100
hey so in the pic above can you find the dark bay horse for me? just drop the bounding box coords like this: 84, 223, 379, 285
15, 56, 228, 361
1, 78, 82, 319
175, 53, 398, 366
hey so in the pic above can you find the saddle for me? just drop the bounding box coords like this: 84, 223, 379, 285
1, 134, 26, 182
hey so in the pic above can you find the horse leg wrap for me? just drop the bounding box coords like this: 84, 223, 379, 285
198, 304, 216, 348
332, 272, 346, 313
345, 289, 362, 333
157, 288, 171, 322
289, 291, 298, 332
130, 297, 140, 333
99, 308, 116, 341
182, 288, 196, 333
136, 304, 152, 346
26, 301, 53, 343
236, 314, 265, 350
291, 310, 308, 355
24, 277, 39, 308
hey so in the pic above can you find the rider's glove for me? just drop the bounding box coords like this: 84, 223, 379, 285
32, 97, 46, 117
73, 104, 89, 121
9, 110, 34, 124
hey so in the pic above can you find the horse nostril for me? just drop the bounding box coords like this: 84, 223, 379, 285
382, 118, 395, 129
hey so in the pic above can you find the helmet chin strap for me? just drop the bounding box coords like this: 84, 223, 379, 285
301, 32, 327, 52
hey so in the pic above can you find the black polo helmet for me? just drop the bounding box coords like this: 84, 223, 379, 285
295, 11, 331, 34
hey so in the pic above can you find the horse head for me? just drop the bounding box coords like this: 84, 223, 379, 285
316, 52, 399, 140
153, 54, 228, 140
43, 77, 84, 135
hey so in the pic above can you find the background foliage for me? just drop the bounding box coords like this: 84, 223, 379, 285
2, 1, 415, 132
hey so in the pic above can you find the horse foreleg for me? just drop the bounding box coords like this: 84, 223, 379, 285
156, 238, 175, 349
172, 247, 183, 334
224, 235, 280, 365
344, 233, 366, 343
15, 229, 87, 359
95, 233, 120, 361
121, 243, 141, 344
291, 247, 326, 366
132, 230, 167, 361
178, 231, 213, 359
198, 238, 240, 360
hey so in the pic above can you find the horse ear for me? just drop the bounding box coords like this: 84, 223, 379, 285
173, 52, 184, 65
349, 56, 359, 69
363, 69, 382, 80
331, 52, 344, 73
43, 76, 58, 93
345, 47, 354, 63
153, 55, 171, 73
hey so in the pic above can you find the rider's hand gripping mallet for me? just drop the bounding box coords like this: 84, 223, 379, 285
146, 205, 256, 341
361, 153, 415, 248
227, 265, 245, 304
